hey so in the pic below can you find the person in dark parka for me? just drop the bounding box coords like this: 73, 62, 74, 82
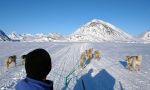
15, 48, 53, 90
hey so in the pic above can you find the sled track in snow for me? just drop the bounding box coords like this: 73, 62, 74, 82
50, 44, 86, 90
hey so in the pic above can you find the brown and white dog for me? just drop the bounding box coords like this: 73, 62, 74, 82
94, 50, 101, 60
86, 48, 93, 60
80, 52, 86, 68
125, 55, 142, 71
5, 55, 17, 68
21, 55, 26, 65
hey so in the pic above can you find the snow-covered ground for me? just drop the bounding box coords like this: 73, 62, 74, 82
0, 42, 150, 90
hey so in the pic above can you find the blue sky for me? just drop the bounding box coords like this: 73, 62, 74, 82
0, 0, 150, 36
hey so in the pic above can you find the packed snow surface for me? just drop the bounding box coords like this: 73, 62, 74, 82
0, 42, 150, 90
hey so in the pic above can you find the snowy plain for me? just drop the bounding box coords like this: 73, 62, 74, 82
0, 42, 150, 90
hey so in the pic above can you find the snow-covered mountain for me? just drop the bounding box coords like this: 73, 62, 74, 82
8, 32, 64, 42
3, 19, 149, 42
0, 30, 11, 41
47, 33, 64, 41
68, 19, 134, 42
139, 30, 150, 41
21, 33, 49, 42
8, 32, 23, 41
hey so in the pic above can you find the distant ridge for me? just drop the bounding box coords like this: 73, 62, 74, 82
0, 29, 11, 41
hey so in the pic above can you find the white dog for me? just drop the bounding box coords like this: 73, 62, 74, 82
5, 55, 17, 68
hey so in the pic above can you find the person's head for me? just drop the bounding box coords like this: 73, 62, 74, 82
22, 48, 52, 80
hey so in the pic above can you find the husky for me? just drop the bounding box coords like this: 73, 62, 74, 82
5, 55, 17, 68
21, 55, 26, 65
86, 48, 93, 60
85, 50, 88, 57
125, 55, 142, 71
80, 52, 86, 68
94, 50, 101, 60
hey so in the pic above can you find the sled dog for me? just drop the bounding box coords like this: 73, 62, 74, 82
21, 55, 26, 65
125, 55, 142, 71
87, 48, 93, 60
94, 50, 101, 60
5, 55, 17, 68
80, 52, 86, 68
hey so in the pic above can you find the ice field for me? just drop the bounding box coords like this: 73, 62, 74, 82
0, 42, 150, 90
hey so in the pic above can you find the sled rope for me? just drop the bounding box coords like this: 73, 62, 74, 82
63, 63, 81, 90
63, 58, 92, 90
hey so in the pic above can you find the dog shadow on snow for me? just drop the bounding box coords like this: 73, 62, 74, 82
73, 69, 116, 90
